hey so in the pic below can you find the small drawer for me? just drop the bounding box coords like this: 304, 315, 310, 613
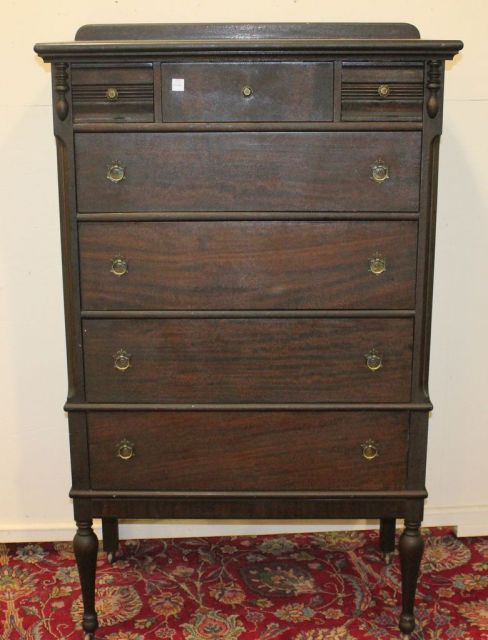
79, 221, 418, 311
161, 62, 333, 122
341, 64, 424, 122
82, 318, 413, 403
71, 64, 154, 123
87, 411, 409, 492
75, 132, 421, 212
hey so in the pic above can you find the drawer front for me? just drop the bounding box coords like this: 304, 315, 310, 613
79, 221, 418, 311
341, 64, 424, 122
88, 411, 409, 491
71, 64, 154, 123
75, 132, 421, 212
161, 62, 333, 122
83, 318, 413, 403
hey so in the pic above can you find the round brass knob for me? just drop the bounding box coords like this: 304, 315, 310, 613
369, 253, 387, 276
113, 349, 131, 371
242, 85, 253, 98
110, 256, 128, 277
371, 160, 390, 183
105, 87, 119, 101
377, 84, 391, 98
107, 161, 126, 184
361, 440, 379, 461
116, 439, 135, 461
365, 348, 383, 372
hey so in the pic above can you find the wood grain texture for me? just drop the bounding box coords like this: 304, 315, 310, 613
75, 23, 422, 41
87, 411, 409, 491
82, 318, 413, 403
75, 132, 422, 213
161, 62, 333, 122
79, 221, 418, 311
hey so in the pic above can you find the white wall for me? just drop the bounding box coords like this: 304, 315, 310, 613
1, 1, 486, 542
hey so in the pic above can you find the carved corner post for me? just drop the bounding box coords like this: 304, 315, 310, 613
55, 62, 69, 121
426, 60, 442, 119
73, 520, 99, 638
399, 521, 424, 636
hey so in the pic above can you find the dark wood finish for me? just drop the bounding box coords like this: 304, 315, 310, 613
35, 22, 462, 640
83, 318, 413, 403
73, 521, 99, 637
399, 521, 425, 635
79, 221, 418, 311
71, 64, 154, 123
88, 411, 409, 491
91, 497, 419, 520
342, 64, 424, 122
75, 132, 422, 213
161, 62, 333, 122
75, 23, 422, 41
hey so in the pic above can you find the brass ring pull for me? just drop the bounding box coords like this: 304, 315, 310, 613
105, 87, 119, 101
107, 161, 126, 184
110, 256, 128, 277
361, 439, 379, 461
116, 439, 135, 461
371, 160, 390, 183
242, 85, 253, 97
365, 348, 383, 372
113, 349, 131, 371
377, 84, 391, 98
369, 253, 387, 276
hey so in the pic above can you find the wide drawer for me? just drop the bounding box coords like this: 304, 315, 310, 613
82, 318, 413, 403
161, 62, 333, 122
87, 411, 409, 491
79, 221, 418, 311
75, 132, 421, 212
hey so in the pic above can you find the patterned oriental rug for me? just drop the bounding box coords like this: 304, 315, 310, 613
1, 527, 487, 640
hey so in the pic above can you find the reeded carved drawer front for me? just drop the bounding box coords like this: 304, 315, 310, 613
161, 62, 333, 122
82, 318, 413, 403
79, 221, 418, 311
341, 64, 424, 122
71, 64, 154, 123
75, 132, 421, 212
87, 411, 409, 491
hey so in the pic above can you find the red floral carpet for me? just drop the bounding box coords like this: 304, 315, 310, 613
1, 527, 487, 639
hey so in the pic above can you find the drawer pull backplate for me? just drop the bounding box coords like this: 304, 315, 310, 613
365, 348, 383, 371
361, 439, 379, 461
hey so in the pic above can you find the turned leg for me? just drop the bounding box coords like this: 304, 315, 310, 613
74, 520, 99, 639
399, 521, 424, 637
102, 517, 119, 564
380, 518, 396, 564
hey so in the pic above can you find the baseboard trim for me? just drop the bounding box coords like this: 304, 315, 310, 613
1, 505, 487, 543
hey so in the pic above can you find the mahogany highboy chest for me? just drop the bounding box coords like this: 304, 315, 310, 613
35, 23, 462, 638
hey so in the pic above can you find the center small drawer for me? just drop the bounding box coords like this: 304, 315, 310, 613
79, 221, 418, 311
161, 62, 333, 122
87, 410, 409, 492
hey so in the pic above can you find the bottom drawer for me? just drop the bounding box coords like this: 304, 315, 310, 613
87, 411, 409, 492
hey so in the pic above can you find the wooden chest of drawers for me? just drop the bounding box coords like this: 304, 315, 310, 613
35, 23, 462, 639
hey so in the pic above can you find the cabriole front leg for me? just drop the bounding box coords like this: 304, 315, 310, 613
73, 520, 99, 639
399, 520, 424, 637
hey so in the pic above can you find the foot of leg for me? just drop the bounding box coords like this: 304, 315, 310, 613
102, 517, 119, 563
399, 521, 424, 636
73, 520, 99, 637
380, 518, 396, 564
